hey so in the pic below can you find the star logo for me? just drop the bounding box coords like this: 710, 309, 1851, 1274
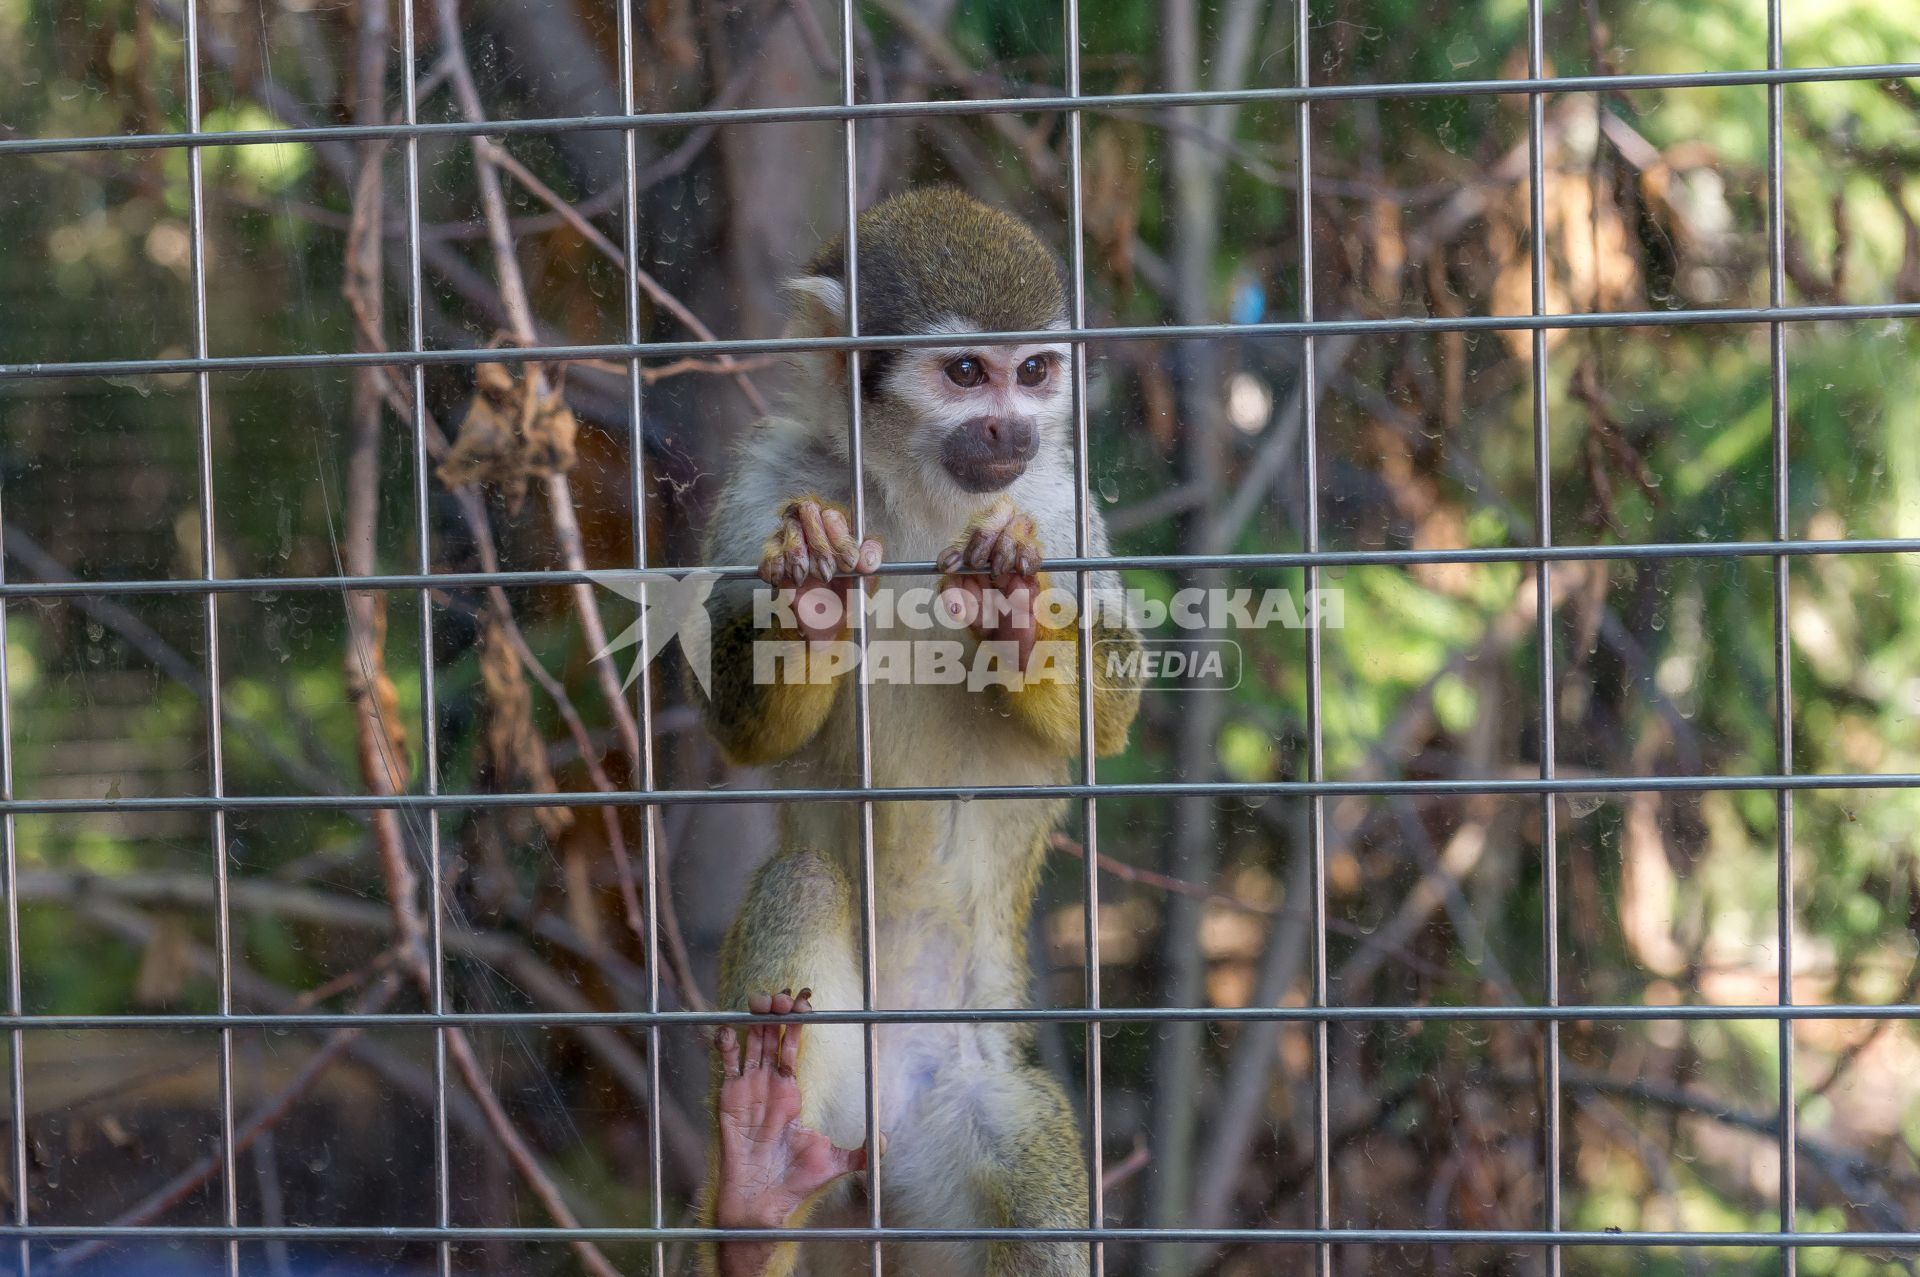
585, 569, 722, 695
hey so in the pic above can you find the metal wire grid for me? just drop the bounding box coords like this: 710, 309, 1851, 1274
0, 0, 1915, 1268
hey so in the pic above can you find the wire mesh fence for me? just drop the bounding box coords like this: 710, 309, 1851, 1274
1, 0, 1919, 1274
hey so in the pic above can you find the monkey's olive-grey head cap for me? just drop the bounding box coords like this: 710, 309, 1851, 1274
803, 186, 1069, 339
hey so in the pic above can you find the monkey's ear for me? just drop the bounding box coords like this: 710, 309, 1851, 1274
783, 275, 848, 338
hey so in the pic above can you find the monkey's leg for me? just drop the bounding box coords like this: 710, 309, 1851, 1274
974, 1064, 1090, 1277
699, 848, 869, 1277
707, 989, 872, 1277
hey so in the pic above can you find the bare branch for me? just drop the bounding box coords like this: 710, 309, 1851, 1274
477, 138, 772, 415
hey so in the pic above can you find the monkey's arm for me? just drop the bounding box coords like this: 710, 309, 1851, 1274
691, 484, 880, 767
691, 604, 847, 767
999, 616, 1142, 759
939, 505, 1142, 759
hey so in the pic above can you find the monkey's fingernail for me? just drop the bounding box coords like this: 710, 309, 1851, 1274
798, 987, 812, 1000
780, 987, 792, 996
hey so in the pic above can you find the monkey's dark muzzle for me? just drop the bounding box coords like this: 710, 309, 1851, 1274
940, 415, 1038, 493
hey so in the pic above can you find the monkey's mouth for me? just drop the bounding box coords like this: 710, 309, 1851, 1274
941, 415, 1038, 493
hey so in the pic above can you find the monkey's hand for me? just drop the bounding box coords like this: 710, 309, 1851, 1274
712, 989, 873, 1277
936, 497, 1050, 672
759, 497, 884, 645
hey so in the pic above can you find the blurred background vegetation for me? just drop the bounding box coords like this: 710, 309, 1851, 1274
1, 0, 1918, 1272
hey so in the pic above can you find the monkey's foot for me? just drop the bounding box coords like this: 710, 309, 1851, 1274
759, 498, 884, 644
937, 498, 1051, 670
713, 990, 872, 1260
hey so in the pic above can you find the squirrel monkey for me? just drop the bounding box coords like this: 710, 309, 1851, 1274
690, 187, 1143, 1277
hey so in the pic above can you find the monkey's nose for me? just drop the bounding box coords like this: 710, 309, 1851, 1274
940, 415, 1039, 493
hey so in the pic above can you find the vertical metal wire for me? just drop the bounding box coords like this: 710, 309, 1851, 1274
0, 414, 26, 1277
1294, 2, 1332, 1273
838, 4, 885, 1271
395, 5, 452, 1270
179, 6, 241, 1273
611, 3, 670, 1273
1766, 0, 1798, 1268
1524, 3, 1563, 1273
1060, 4, 1104, 1274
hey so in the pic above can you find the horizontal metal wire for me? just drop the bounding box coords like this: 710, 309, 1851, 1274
3, 772, 1916, 819
5, 301, 1920, 383
0, 1224, 1912, 1248
2, 537, 1915, 602
1, 60, 1914, 158
4, 1003, 1915, 1030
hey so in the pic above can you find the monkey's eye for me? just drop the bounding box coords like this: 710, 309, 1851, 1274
945, 357, 988, 388
1016, 355, 1052, 387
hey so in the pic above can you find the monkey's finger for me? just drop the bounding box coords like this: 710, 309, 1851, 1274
819, 508, 861, 574
743, 991, 772, 1072
938, 577, 983, 631
794, 583, 847, 644
990, 532, 1023, 578
793, 503, 838, 582
714, 1026, 741, 1077
744, 1022, 771, 1072
963, 527, 1000, 571
836, 1129, 885, 1178
786, 537, 814, 585
855, 538, 884, 575
743, 993, 772, 1069
778, 1000, 807, 1077
1013, 616, 1039, 674
779, 1013, 802, 1067
766, 989, 796, 1075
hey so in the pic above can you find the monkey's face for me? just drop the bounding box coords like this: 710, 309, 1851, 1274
883, 329, 1072, 496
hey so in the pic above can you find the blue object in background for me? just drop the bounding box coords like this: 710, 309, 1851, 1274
1228, 272, 1267, 326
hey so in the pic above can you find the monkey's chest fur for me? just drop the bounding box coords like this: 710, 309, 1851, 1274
768, 635, 1075, 1182
780, 651, 1071, 1006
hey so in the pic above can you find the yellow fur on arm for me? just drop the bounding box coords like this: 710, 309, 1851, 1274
1001, 621, 1142, 759
691, 607, 847, 767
